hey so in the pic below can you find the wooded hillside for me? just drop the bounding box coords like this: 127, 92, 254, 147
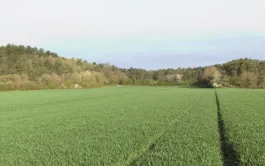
0, 44, 128, 90
0, 44, 264, 90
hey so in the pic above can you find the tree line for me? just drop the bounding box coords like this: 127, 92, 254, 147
0, 44, 264, 91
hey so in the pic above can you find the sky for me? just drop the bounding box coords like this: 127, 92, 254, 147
1, 0, 265, 69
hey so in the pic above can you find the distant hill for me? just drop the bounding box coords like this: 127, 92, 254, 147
0, 44, 128, 90
215, 58, 265, 88
0, 44, 264, 91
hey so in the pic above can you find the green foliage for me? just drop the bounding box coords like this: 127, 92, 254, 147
217, 89, 265, 165
0, 87, 221, 165
0, 44, 127, 90
1, 86, 265, 165
217, 58, 265, 88
0, 44, 265, 90
130, 90, 222, 166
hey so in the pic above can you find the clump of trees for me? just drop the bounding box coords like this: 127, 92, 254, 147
217, 59, 265, 88
0, 44, 265, 91
0, 44, 127, 90
199, 67, 221, 87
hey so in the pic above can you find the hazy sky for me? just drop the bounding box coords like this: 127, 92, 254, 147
1, 0, 265, 69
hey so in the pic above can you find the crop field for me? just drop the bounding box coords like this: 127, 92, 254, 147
131, 91, 222, 166
217, 89, 265, 166
0, 86, 264, 165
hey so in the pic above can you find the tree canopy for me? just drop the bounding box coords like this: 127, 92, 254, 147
0, 44, 264, 91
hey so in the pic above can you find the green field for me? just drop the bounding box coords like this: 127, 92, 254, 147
0, 86, 264, 165
217, 89, 265, 166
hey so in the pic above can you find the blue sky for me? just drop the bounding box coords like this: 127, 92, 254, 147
1, 0, 265, 69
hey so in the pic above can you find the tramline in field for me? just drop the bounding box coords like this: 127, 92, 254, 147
0, 86, 264, 165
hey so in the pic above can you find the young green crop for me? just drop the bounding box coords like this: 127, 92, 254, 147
0, 87, 218, 165
4, 87, 263, 165
217, 88, 265, 165
130, 90, 222, 166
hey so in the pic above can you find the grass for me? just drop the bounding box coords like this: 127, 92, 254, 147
130, 90, 222, 166
217, 88, 265, 165
0, 87, 219, 165
1, 86, 264, 165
